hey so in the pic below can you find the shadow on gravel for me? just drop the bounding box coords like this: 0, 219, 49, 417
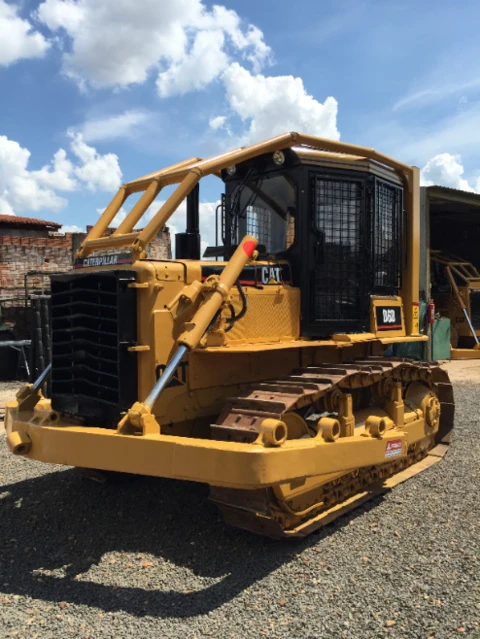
0, 467, 379, 618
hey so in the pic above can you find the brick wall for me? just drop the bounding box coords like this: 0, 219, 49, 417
0, 233, 77, 303
0, 225, 171, 337
146, 227, 171, 260
84, 226, 171, 261
1, 227, 172, 301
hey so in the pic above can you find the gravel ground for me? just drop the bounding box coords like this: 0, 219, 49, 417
0, 367, 479, 638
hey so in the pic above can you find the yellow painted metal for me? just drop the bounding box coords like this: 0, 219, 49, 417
4, 266, 429, 460
332, 333, 427, 345
115, 178, 161, 235
378, 335, 427, 344
291, 149, 403, 185
401, 166, 421, 335
200, 339, 342, 352
7, 404, 424, 489
134, 170, 202, 254
75, 132, 421, 350
76, 130, 419, 328
6, 429, 31, 455
3, 132, 447, 539
5, 370, 439, 506
124, 157, 204, 194
249, 380, 439, 533
177, 235, 258, 350
219, 284, 300, 345
450, 348, 480, 359
77, 186, 128, 256
370, 297, 406, 338
80, 232, 140, 254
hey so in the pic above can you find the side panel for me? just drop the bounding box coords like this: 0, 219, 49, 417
225, 286, 300, 344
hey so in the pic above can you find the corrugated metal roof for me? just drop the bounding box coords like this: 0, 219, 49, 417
0, 214, 61, 228
424, 185, 480, 204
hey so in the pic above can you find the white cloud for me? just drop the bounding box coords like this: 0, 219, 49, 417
60, 224, 83, 232
0, 0, 49, 66
97, 206, 128, 228
157, 29, 228, 97
209, 115, 227, 130
420, 153, 478, 193
77, 110, 151, 143
36, 0, 271, 95
0, 198, 16, 216
31, 148, 77, 191
196, 201, 218, 257
0, 133, 122, 216
69, 132, 122, 192
0, 136, 67, 213
221, 63, 340, 144
198, 5, 270, 73
35, 0, 84, 32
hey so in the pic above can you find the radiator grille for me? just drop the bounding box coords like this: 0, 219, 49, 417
50, 271, 138, 424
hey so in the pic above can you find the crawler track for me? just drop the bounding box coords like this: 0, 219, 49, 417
209, 357, 454, 538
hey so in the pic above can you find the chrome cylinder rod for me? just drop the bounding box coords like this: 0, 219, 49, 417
462, 309, 480, 345
144, 345, 188, 410
32, 363, 52, 391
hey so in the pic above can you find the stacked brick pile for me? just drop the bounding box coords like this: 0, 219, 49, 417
0, 215, 171, 336
0, 233, 79, 301
144, 227, 171, 260
88, 225, 171, 261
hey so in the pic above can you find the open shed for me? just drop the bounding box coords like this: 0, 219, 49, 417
422, 186, 480, 359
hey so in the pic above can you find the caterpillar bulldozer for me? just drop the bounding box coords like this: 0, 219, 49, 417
5, 133, 454, 539
431, 250, 480, 357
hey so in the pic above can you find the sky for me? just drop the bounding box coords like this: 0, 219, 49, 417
1, 0, 480, 251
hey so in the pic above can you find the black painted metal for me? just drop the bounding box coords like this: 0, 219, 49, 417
175, 232, 200, 260
186, 184, 200, 234
310, 175, 365, 327
470, 290, 480, 329
221, 155, 404, 338
372, 178, 403, 293
50, 270, 138, 425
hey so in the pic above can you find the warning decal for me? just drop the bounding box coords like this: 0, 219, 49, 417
385, 439, 403, 459
412, 302, 420, 333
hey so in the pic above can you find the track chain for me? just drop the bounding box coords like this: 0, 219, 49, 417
209, 357, 454, 538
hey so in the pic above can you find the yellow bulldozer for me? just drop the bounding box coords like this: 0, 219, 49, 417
5, 133, 454, 538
